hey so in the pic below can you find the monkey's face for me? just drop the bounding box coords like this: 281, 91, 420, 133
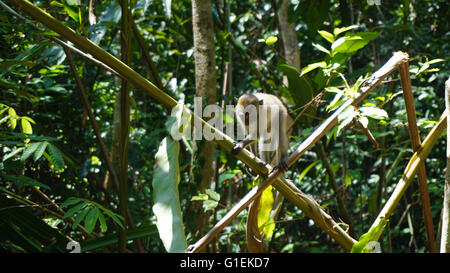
236, 94, 263, 129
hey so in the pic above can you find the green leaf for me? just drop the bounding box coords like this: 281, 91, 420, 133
205, 189, 220, 202
3, 147, 25, 162
298, 160, 320, 184
33, 141, 48, 162
80, 225, 158, 252
318, 30, 334, 43
331, 32, 379, 54
416, 58, 445, 75
102, 209, 124, 229
98, 211, 107, 232
21, 143, 40, 162
84, 207, 99, 234
72, 206, 91, 230
326, 91, 344, 112
359, 106, 388, 120
63, 2, 79, 23
3, 174, 51, 190
265, 36, 278, 46
333, 25, 359, 37
21, 116, 36, 124
60, 198, 82, 209
337, 105, 357, 134
0, 195, 69, 253
191, 193, 208, 201
257, 185, 275, 239
152, 137, 187, 253
47, 143, 65, 170
64, 202, 88, 218
21, 118, 33, 134
202, 199, 219, 212
300, 61, 327, 76
311, 43, 331, 55
277, 63, 315, 126
344, 173, 352, 187
8, 108, 17, 129
218, 170, 240, 184
358, 116, 369, 128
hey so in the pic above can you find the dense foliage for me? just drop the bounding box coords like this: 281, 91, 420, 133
0, 0, 448, 253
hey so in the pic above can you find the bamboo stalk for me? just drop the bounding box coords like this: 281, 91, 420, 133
398, 56, 436, 252
118, 0, 132, 253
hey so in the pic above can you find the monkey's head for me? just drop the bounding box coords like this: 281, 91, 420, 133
236, 94, 264, 126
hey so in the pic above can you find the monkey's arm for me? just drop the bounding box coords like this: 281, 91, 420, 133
276, 111, 290, 171
231, 135, 256, 155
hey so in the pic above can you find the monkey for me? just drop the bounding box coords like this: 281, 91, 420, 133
231, 93, 293, 171
231, 93, 294, 253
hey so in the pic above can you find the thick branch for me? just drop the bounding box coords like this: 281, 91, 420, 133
399, 57, 436, 252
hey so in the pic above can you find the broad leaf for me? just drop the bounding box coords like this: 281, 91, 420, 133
331, 32, 379, 55
312, 43, 331, 55
337, 105, 357, 134
218, 170, 241, 184
64, 202, 88, 218
72, 206, 91, 230
257, 185, 275, 239
98, 212, 107, 232
84, 207, 100, 234
318, 30, 334, 43
298, 160, 320, 184
60, 198, 82, 209
359, 106, 388, 120
277, 63, 315, 126
8, 107, 17, 129
333, 25, 359, 37
33, 141, 48, 162
300, 61, 327, 76
3, 174, 51, 190
3, 147, 25, 162
47, 143, 65, 170
152, 137, 187, 253
21, 118, 32, 134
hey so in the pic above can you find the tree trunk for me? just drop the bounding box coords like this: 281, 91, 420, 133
191, 0, 217, 236
277, 0, 301, 72
442, 77, 450, 252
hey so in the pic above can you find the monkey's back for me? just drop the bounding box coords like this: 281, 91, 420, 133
253, 93, 294, 132
253, 93, 285, 110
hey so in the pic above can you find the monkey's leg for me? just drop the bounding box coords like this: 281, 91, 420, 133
276, 133, 289, 171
